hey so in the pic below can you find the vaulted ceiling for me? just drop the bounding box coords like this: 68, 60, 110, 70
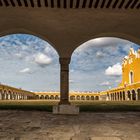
0, 0, 140, 57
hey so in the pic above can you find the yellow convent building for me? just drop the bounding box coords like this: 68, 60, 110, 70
121, 48, 140, 86
100, 48, 140, 101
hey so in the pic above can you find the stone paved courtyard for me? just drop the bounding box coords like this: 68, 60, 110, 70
0, 111, 139, 140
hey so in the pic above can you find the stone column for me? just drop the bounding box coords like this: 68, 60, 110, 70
53, 57, 79, 114
59, 57, 70, 105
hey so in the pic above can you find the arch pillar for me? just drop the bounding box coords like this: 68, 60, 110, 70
59, 57, 70, 105
136, 91, 138, 100
130, 92, 133, 101
53, 57, 79, 114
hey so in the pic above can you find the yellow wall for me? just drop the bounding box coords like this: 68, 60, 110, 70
120, 48, 140, 86
100, 48, 140, 100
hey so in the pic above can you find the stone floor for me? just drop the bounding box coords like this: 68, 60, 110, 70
0, 111, 139, 140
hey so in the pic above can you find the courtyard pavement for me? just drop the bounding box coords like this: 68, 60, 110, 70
0, 111, 139, 140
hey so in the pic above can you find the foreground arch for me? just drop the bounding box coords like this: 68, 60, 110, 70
1, 2, 140, 114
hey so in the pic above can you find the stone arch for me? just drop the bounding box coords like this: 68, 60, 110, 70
0, 29, 60, 56
86, 96, 90, 100
0, 89, 2, 100
16, 92, 19, 100
70, 95, 75, 100
127, 90, 131, 100
117, 92, 120, 100
55, 95, 59, 100
132, 90, 136, 100
4, 90, 8, 100
137, 89, 140, 100
40, 95, 45, 100
111, 93, 113, 100
81, 96, 85, 100
50, 95, 55, 100
71, 33, 140, 55
120, 91, 123, 101
14, 92, 17, 100
1, 90, 4, 100
113, 93, 115, 100
95, 96, 99, 100
35, 95, 39, 99
0, 90, 2, 99
91, 96, 94, 100
122, 91, 125, 100
8, 90, 12, 100
45, 95, 49, 100
107, 93, 110, 101
115, 93, 117, 101
76, 95, 80, 100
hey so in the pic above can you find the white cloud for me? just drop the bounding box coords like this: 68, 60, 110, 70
15, 53, 23, 59
34, 53, 52, 67
70, 79, 74, 83
105, 63, 122, 76
100, 81, 111, 86
96, 51, 104, 58
19, 68, 31, 74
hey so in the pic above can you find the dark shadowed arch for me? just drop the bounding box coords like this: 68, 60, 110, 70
76, 95, 80, 100
123, 91, 125, 100
81, 96, 85, 100
127, 91, 131, 100
137, 89, 140, 100
70, 95, 75, 100
45, 95, 49, 100
132, 90, 136, 100
91, 96, 94, 100
40, 95, 45, 100
120, 92, 123, 101
86, 96, 90, 100
55, 95, 59, 100
95, 96, 99, 100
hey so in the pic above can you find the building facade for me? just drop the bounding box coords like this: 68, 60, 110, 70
100, 48, 140, 101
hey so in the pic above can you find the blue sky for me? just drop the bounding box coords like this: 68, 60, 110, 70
0, 34, 139, 92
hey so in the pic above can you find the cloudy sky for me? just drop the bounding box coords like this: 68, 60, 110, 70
0, 34, 139, 92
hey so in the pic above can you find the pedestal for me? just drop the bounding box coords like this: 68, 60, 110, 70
53, 104, 79, 115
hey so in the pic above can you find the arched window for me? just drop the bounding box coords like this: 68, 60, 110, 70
129, 71, 134, 84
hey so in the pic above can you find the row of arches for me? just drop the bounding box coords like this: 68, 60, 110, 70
35, 94, 99, 101
107, 89, 140, 101
0, 89, 35, 100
